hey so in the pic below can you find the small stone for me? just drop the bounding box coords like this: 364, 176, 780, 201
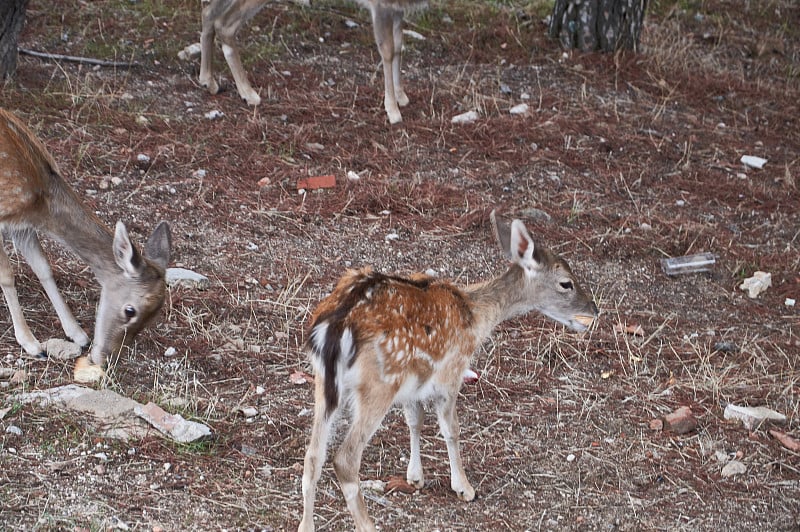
239, 406, 259, 418
44, 338, 83, 360
344, 19, 359, 28
204, 110, 224, 120
6, 425, 22, 436
165, 268, 210, 290
177, 43, 201, 61
721, 460, 747, 477
509, 103, 529, 115
136, 153, 150, 164
785, 298, 795, 307
255, 386, 265, 395
724, 404, 786, 430
662, 406, 697, 435
566, 453, 576, 462
451, 110, 479, 124
739, 271, 771, 298
135, 115, 149, 126
164, 347, 177, 357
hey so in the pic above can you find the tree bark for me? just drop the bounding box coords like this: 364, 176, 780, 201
1, 0, 29, 81
550, 0, 648, 53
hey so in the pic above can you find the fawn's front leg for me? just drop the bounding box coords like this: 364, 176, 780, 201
436, 394, 475, 501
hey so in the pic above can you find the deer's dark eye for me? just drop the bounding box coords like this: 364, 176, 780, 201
560, 281, 574, 290
124, 306, 137, 320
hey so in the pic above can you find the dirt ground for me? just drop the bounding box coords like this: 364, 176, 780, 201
1, 0, 799, 530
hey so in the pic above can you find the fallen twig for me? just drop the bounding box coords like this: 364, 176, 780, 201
18, 48, 140, 68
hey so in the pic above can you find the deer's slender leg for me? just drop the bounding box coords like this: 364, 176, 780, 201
371, 5, 402, 124
13, 229, 90, 347
436, 393, 475, 501
0, 238, 44, 357
299, 377, 339, 532
403, 401, 425, 488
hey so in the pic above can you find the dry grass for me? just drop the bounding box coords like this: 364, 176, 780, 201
1, 0, 799, 530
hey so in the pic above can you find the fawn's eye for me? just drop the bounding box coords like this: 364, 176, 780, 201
124, 306, 137, 320
559, 281, 574, 290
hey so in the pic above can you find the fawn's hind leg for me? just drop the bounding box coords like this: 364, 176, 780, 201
299, 377, 339, 532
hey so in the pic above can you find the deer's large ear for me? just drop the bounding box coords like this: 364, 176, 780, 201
144, 221, 172, 272
491, 210, 512, 259
113, 221, 143, 276
508, 219, 539, 269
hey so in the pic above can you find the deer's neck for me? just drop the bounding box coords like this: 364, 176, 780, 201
464, 265, 531, 340
44, 175, 118, 283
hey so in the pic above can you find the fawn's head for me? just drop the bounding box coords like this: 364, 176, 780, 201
491, 211, 597, 331
89, 221, 172, 367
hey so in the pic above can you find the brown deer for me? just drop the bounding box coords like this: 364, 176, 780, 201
298, 211, 598, 531
199, 0, 427, 124
0, 109, 172, 383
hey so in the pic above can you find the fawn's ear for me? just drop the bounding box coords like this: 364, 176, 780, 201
144, 221, 172, 272
113, 221, 143, 277
491, 210, 512, 257
508, 219, 541, 271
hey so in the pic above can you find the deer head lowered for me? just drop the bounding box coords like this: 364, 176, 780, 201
0, 109, 172, 383
298, 211, 598, 531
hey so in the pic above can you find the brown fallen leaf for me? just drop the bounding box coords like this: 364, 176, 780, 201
290, 370, 313, 385
614, 323, 645, 336
385, 476, 416, 494
769, 429, 800, 452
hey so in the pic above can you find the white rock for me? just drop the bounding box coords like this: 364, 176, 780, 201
721, 460, 747, 477
135, 115, 149, 126
6, 425, 22, 436
384, 232, 400, 242
165, 268, 210, 290
566, 453, 576, 462
785, 298, 796, 307
724, 403, 786, 430
164, 347, 177, 357
346, 170, 361, 181
344, 19, 359, 28
136, 153, 151, 163
177, 43, 202, 61
451, 110, 479, 124
739, 271, 771, 298
44, 338, 83, 361
239, 406, 259, 418
255, 386, 265, 395
741, 155, 767, 169
204, 110, 224, 120
402, 29, 425, 41
509, 103, 529, 115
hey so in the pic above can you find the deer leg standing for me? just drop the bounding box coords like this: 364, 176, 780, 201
403, 401, 425, 488
199, 4, 220, 95
299, 377, 340, 532
332, 388, 394, 532
371, 5, 403, 124
0, 238, 45, 358
12, 229, 90, 348
435, 393, 475, 501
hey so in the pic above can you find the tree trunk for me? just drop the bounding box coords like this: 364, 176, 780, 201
550, 0, 648, 53
0, 0, 29, 81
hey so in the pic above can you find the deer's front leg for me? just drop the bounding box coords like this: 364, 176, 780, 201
435, 394, 475, 501
403, 402, 425, 488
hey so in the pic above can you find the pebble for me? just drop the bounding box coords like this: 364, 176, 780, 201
6, 425, 22, 436
566, 453, 576, 462
451, 110, 479, 124
509, 103, 529, 115
721, 460, 747, 477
